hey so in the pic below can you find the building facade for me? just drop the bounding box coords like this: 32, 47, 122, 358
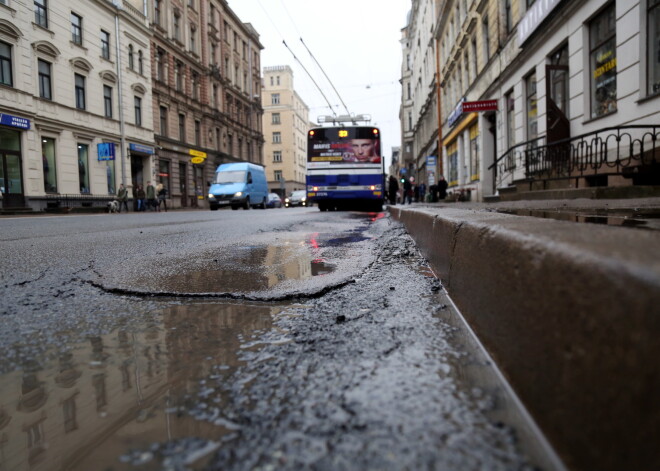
149, 0, 264, 209
435, 0, 660, 202
261, 65, 309, 197
0, 0, 154, 211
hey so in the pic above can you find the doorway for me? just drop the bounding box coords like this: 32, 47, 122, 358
0, 151, 25, 208
179, 162, 188, 207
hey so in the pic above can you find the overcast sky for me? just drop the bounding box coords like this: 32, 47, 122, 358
228, 0, 412, 167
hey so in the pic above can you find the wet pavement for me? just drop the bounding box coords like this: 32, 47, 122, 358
0, 209, 560, 470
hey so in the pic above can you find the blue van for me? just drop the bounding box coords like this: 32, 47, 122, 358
208, 163, 269, 210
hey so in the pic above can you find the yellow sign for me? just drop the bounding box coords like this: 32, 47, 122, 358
338, 130, 348, 138
189, 149, 207, 158
191, 156, 205, 164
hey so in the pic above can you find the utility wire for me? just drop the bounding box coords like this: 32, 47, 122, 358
282, 40, 337, 117
299, 38, 352, 117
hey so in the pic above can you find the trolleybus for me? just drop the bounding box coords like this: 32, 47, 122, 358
306, 125, 385, 211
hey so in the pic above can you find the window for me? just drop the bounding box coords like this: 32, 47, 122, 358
173, 14, 181, 41
648, 0, 660, 95
0, 41, 12, 87
271, 93, 280, 104
407, 82, 411, 100
505, 0, 513, 33
63, 396, 78, 433
272, 113, 281, 124
471, 36, 478, 75
482, 15, 490, 61
103, 85, 112, 118
74, 73, 85, 109
78, 143, 89, 193
505, 90, 515, 150
154, 0, 161, 26
274, 170, 282, 181
42, 137, 57, 193
408, 112, 412, 131
194, 119, 200, 145
158, 160, 170, 197
190, 25, 196, 52
447, 141, 458, 184
134, 96, 142, 126
138, 50, 143, 75
34, 0, 48, 28
192, 72, 199, 100
156, 48, 165, 81
272, 132, 281, 143
273, 150, 282, 162
71, 13, 82, 45
38, 59, 51, 99
128, 45, 134, 70
105, 159, 115, 195
469, 124, 480, 181
178, 113, 185, 141
212, 84, 218, 107
590, 3, 617, 118
175, 61, 183, 91
101, 30, 110, 60
526, 72, 538, 140
159, 106, 168, 136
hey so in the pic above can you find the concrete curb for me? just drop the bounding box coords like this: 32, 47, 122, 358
389, 206, 660, 471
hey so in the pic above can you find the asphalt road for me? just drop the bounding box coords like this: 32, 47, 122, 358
0, 208, 560, 470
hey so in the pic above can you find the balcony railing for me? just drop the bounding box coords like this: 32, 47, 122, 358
489, 125, 660, 191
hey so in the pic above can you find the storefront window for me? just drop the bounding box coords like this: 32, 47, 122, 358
526, 72, 538, 140
505, 90, 515, 150
105, 160, 115, 195
158, 159, 170, 195
447, 141, 458, 185
590, 3, 617, 118
649, 0, 660, 95
469, 124, 480, 181
78, 143, 89, 193
42, 138, 57, 193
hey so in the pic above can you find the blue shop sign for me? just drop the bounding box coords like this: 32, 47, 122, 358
97, 142, 116, 161
129, 143, 155, 154
448, 97, 465, 127
0, 113, 30, 130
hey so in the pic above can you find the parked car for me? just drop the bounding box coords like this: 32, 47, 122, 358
266, 193, 282, 208
284, 190, 311, 207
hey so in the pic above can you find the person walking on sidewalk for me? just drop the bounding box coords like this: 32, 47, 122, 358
146, 181, 156, 211
116, 183, 129, 212
388, 175, 399, 205
156, 183, 168, 212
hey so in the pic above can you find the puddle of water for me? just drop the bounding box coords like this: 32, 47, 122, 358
498, 208, 660, 230
0, 302, 282, 471
132, 244, 336, 294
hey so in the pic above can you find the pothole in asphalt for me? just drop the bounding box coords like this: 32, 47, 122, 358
130, 244, 336, 294
0, 301, 285, 471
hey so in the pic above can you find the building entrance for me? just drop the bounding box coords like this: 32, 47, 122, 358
0, 151, 24, 208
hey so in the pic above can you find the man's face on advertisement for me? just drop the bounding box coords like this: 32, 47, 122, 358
351, 139, 375, 161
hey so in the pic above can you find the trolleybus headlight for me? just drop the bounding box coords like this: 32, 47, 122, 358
313, 186, 319, 191
370, 185, 376, 190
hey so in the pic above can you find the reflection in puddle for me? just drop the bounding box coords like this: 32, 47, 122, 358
133, 244, 336, 294
0, 302, 281, 470
497, 208, 660, 230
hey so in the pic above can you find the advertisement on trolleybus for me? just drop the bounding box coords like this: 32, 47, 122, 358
306, 126, 384, 211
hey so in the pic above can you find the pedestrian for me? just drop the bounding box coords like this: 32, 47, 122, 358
437, 175, 448, 201
419, 182, 426, 202
116, 183, 129, 212
403, 178, 412, 204
146, 181, 156, 211
157, 183, 168, 212
136, 184, 146, 211
388, 175, 399, 205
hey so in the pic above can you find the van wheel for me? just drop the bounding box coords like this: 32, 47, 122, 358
260, 198, 267, 209
243, 199, 250, 210
231, 205, 239, 210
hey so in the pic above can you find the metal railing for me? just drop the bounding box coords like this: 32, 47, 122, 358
43, 194, 117, 210
489, 125, 660, 191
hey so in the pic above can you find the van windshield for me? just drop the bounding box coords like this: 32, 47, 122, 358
216, 170, 245, 184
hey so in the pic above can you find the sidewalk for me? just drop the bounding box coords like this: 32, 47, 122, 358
388, 198, 660, 471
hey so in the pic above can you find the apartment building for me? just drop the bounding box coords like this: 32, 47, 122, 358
149, 0, 264, 209
261, 65, 309, 197
436, 0, 660, 201
402, 0, 439, 188
0, 0, 153, 210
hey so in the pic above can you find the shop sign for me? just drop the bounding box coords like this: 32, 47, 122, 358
426, 156, 437, 186
129, 143, 155, 154
0, 113, 30, 130
190, 156, 205, 164
189, 149, 207, 158
448, 98, 465, 127
463, 100, 498, 112
518, 0, 562, 45
97, 142, 116, 161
